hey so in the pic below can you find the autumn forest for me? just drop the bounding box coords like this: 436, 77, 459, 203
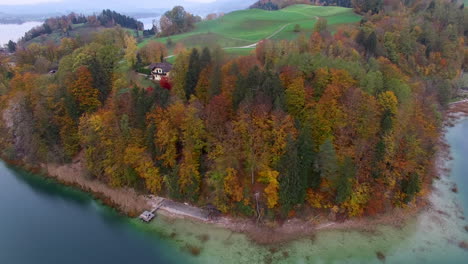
0, 0, 466, 221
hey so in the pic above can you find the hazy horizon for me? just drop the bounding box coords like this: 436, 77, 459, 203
0, 0, 256, 16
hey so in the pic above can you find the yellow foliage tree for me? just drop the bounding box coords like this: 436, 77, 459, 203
224, 168, 243, 203
124, 145, 162, 194
178, 99, 207, 196
342, 180, 370, 217
124, 35, 137, 67
258, 168, 279, 209
171, 50, 190, 100
285, 76, 306, 120
195, 67, 212, 104
150, 102, 185, 168
378, 91, 398, 115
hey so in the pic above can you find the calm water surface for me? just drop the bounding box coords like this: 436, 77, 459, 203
0, 118, 467, 264
0, 162, 189, 263
0, 22, 42, 45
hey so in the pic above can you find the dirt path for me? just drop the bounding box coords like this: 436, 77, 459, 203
224, 22, 297, 50
164, 19, 316, 60
223, 16, 318, 50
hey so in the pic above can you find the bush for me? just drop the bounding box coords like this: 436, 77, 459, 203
293, 24, 300, 32
136, 67, 151, 75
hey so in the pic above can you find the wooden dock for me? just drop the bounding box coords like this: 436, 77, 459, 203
139, 196, 165, 223
139, 211, 155, 222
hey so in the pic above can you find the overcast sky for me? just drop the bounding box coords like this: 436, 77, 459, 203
0, 0, 216, 5
0, 0, 255, 16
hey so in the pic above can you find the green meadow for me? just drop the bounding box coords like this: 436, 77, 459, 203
140, 5, 361, 54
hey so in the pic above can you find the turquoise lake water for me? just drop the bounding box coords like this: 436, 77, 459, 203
0, 119, 467, 263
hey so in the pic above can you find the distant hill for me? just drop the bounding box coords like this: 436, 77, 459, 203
0, 0, 257, 18
20, 10, 143, 45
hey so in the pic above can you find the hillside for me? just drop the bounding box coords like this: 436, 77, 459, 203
251, 0, 352, 10
1, 0, 465, 231
20, 10, 143, 46
141, 5, 361, 53
24, 24, 105, 45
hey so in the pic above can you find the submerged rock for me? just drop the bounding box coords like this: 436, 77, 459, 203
459, 241, 468, 251
182, 244, 202, 256
451, 184, 458, 193
376, 251, 385, 262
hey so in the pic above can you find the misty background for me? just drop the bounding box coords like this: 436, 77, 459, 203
0, 0, 257, 19
0, 0, 257, 45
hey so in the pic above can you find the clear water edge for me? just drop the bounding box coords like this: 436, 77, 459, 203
0, 119, 467, 263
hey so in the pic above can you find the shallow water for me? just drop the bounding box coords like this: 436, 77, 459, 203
0, 163, 190, 263
138, 17, 160, 30
0, 119, 467, 263
139, 119, 468, 263
0, 22, 42, 45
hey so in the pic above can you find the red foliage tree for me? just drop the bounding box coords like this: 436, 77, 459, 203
159, 77, 172, 90
146, 86, 154, 93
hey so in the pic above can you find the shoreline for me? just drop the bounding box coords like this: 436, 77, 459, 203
3, 100, 468, 245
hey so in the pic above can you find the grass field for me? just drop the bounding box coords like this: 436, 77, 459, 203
139, 4, 361, 53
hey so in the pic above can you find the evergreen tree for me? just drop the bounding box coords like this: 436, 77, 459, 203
278, 136, 300, 214
317, 139, 338, 189
366, 32, 377, 56
297, 124, 317, 189
184, 48, 201, 100
402, 173, 421, 203
232, 66, 262, 110
200, 47, 212, 69
335, 157, 355, 204
260, 72, 285, 110
208, 46, 224, 98
7, 40, 16, 53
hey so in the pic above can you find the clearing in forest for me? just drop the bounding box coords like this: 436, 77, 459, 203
140, 5, 361, 55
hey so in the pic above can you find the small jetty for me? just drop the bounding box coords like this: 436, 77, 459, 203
140, 195, 217, 223
139, 211, 155, 222
139, 196, 165, 223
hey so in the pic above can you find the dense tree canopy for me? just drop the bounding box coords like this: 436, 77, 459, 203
0, 0, 466, 221
19, 10, 143, 43
158, 6, 202, 37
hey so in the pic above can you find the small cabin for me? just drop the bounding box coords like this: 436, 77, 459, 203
149, 62, 172, 81
139, 211, 155, 222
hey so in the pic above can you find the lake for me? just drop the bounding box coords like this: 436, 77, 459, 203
138, 17, 161, 30
0, 118, 467, 263
0, 22, 42, 46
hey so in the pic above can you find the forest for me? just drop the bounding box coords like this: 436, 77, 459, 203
0, 0, 466, 220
